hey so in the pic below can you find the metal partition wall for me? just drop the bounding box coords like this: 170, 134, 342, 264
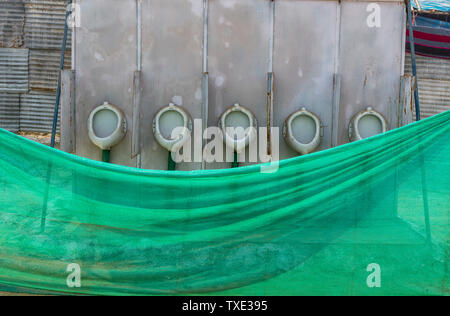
140, 0, 204, 171
207, 0, 271, 169
74, 0, 137, 167
273, 0, 339, 160
72, 0, 407, 170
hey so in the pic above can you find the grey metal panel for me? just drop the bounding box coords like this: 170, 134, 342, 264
71, 0, 407, 170
338, 1, 404, 144
60, 70, 75, 152
29, 49, 71, 92
399, 75, 414, 126
208, 0, 271, 169
20, 91, 59, 132
405, 54, 450, 119
74, 0, 136, 167
0, 48, 29, 93
273, 0, 338, 160
0, 92, 20, 132
140, 0, 203, 171
0, 0, 25, 48
24, 0, 72, 49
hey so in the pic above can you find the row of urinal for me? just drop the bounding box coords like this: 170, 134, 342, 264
87, 101, 387, 161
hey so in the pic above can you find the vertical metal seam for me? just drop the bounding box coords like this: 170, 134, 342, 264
136, 0, 142, 168
267, 0, 275, 156
268, 0, 275, 74
137, 0, 142, 72
201, 0, 209, 170
51, 0, 72, 148
331, 1, 342, 148
406, 0, 421, 121
72, 0, 76, 71
203, 0, 209, 73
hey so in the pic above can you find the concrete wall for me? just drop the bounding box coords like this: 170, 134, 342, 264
71, 0, 407, 170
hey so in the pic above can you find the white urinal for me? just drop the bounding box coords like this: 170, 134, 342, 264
153, 103, 192, 152
349, 107, 387, 142
88, 101, 127, 150
218, 103, 258, 153
283, 107, 322, 155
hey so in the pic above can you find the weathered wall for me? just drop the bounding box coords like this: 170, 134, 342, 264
405, 53, 450, 119
71, 0, 408, 170
0, 0, 71, 133
337, 0, 405, 144
273, 0, 338, 160
74, 0, 137, 166
140, 0, 204, 170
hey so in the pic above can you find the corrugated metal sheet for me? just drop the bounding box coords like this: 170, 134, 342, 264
416, 78, 450, 118
0, 0, 25, 48
405, 54, 450, 119
405, 54, 450, 81
0, 48, 29, 93
29, 49, 71, 92
20, 91, 59, 132
24, 0, 71, 49
0, 92, 20, 132
0, 1, 71, 133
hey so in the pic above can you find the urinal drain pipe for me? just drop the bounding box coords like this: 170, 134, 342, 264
102, 150, 111, 163
51, 0, 72, 148
232, 152, 239, 168
168, 152, 176, 171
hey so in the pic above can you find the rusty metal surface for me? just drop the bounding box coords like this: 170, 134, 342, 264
29, 49, 71, 92
0, 0, 73, 133
0, 0, 25, 48
399, 75, 414, 126
405, 54, 450, 119
24, 0, 71, 49
0, 48, 29, 93
20, 91, 60, 132
0, 92, 20, 132
60, 69, 75, 152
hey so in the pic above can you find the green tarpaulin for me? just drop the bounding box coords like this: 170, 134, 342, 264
0, 111, 449, 296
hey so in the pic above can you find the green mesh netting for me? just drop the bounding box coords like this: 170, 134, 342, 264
0, 111, 449, 296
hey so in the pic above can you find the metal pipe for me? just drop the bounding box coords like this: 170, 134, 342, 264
406, 0, 421, 121
71, 0, 76, 71
266, 1, 275, 156
102, 150, 111, 163
168, 152, 176, 171
135, 0, 143, 168
203, 0, 209, 73
51, 0, 72, 148
137, 0, 142, 72
332, 2, 342, 148
232, 152, 239, 168
202, 0, 209, 170
268, 0, 275, 74
414, 0, 422, 12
